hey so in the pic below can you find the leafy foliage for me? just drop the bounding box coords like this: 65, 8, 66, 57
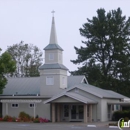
112, 110, 130, 121
7, 41, 43, 77
70, 8, 130, 96
19, 111, 30, 121
0, 49, 16, 94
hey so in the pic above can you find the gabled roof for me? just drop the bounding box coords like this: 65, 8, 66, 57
39, 63, 68, 70
68, 75, 88, 87
44, 92, 97, 104
44, 83, 129, 104
67, 84, 128, 99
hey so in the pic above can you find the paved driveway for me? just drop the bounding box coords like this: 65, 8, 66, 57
0, 122, 129, 130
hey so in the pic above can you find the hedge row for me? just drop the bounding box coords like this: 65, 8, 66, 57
0, 111, 49, 123
112, 110, 130, 121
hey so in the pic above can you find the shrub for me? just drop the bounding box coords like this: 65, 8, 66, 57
3, 115, 12, 122
12, 117, 16, 122
19, 111, 30, 121
109, 123, 118, 126
0, 118, 3, 121
33, 118, 40, 123
124, 117, 129, 122
112, 110, 130, 121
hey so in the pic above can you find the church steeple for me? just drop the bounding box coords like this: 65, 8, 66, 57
39, 12, 68, 96
44, 12, 63, 51
49, 16, 58, 44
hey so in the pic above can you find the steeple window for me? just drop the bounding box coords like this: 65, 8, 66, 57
49, 53, 54, 60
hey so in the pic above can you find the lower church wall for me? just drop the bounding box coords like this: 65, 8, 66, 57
2, 100, 50, 120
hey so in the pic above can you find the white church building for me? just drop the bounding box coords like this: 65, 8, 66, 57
0, 15, 130, 122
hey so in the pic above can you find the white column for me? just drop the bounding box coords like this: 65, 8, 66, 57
84, 104, 87, 123
89, 104, 92, 122
34, 103, 36, 118
57, 104, 60, 122
52, 103, 55, 122
6, 103, 8, 115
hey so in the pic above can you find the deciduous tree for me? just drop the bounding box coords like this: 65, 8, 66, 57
0, 48, 16, 93
7, 41, 43, 77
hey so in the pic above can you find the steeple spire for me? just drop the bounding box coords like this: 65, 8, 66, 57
49, 11, 58, 44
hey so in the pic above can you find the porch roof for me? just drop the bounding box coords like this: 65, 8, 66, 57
44, 92, 97, 104
0, 99, 42, 103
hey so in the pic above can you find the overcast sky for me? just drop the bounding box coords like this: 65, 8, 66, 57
0, 0, 129, 72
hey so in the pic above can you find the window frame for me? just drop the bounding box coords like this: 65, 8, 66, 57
46, 76, 54, 85
49, 53, 54, 60
11, 103, 19, 108
62, 77, 65, 85
63, 104, 69, 117
29, 103, 36, 108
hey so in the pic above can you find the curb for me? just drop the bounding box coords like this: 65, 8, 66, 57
109, 126, 118, 128
87, 125, 96, 127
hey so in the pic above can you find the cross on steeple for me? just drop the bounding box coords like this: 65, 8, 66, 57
51, 10, 55, 17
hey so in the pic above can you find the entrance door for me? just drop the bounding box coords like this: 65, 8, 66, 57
71, 105, 83, 121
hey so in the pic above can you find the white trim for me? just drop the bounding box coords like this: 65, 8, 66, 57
11, 103, 19, 108
87, 125, 96, 127
29, 103, 37, 108
34, 103, 36, 118
81, 76, 88, 84
1, 100, 42, 103
109, 126, 118, 128
6, 103, 8, 115
62, 77, 65, 85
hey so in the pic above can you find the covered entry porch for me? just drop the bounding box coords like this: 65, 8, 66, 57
51, 103, 93, 123
44, 92, 97, 122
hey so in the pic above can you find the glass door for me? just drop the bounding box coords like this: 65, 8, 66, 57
78, 105, 84, 119
71, 105, 77, 119
71, 105, 84, 121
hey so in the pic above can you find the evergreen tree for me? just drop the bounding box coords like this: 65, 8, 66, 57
70, 8, 130, 97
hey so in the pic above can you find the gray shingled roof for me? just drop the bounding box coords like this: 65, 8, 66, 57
44, 44, 63, 51
39, 63, 68, 70
44, 92, 97, 104
1, 76, 128, 100
2, 77, 40, 95
1, 76, 83, 96
73, 84, 128, 99
44, 83, 128, 103
67, 75, 85, 87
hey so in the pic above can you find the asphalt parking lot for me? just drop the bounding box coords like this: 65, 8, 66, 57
0, 122, 129, 130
